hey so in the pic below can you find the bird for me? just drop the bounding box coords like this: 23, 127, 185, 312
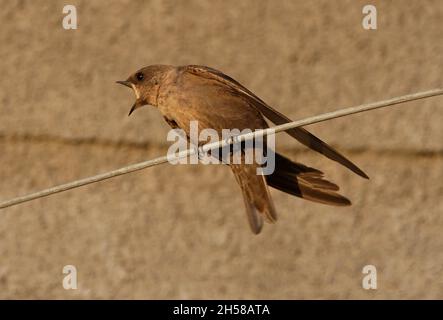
117, 65, 368, 234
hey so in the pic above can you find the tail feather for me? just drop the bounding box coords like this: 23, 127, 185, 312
231, 161, 277, 234
266, 153, 351, 206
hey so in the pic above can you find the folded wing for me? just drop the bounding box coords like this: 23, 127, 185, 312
183, 65, 368, 179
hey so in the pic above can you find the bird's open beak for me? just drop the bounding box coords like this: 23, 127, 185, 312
116, 80, 139, 116
116, 80, 132, 88
128, 103, 137, 116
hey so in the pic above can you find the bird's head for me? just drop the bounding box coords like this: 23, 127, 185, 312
116, 65, 172, 116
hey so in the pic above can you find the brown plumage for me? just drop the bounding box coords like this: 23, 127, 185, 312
117, 65, 367, 234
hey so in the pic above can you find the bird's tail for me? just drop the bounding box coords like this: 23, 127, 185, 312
266, 153, 351, 206
231, 162, 277, 234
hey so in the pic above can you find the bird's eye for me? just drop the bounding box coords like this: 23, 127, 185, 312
136, 72, 144, 81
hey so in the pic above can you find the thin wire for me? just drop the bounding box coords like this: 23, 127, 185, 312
1, 88, 442, 210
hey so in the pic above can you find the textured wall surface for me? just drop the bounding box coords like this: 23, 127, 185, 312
0, 0, 442, 299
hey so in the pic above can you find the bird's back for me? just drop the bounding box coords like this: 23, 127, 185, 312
157, 65, 269, 137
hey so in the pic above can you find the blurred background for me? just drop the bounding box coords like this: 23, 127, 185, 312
0, 0, 442, 299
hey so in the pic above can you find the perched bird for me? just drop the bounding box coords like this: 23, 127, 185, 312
117, 65, 368, 234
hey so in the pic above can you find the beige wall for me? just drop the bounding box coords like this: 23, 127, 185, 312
0, 0, 442, 298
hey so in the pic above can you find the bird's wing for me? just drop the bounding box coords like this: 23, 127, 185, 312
182, 65, 368, 179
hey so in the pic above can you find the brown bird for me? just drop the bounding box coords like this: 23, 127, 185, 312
117, 65, 368, 234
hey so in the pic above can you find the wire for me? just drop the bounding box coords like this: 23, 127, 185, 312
1, 88, 442, 210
